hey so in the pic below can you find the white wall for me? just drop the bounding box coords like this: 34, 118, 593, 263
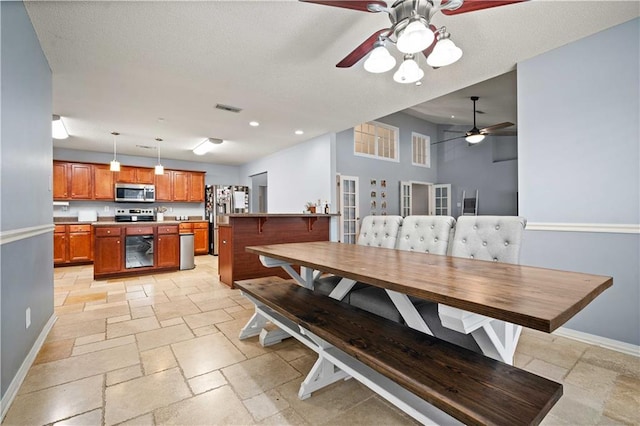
518, 18, 639, 345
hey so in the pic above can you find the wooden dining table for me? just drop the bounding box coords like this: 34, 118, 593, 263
243, 241, 613, 364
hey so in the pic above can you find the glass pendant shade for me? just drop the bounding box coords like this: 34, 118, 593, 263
52, 115, 69, 139
427, 38, 463, 67
154, 164, 164, 175
110, 132, 120, 172
393, 57, 424, 84
397, 20, 434, 54
465, 133, 485, 144
364, 45, 396, 73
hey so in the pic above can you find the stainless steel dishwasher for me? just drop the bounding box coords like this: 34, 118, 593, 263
180, 232, 195, 270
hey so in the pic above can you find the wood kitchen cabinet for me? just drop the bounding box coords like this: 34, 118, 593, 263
189, 172, 205, 202
53, 161, 92, 200
117, 166, 155, 184
54, 224, 93, 266
179, 221, 209, 255
93, 227, 123, 274
218, 225, 233, 285
154, 170, 173, 201
93, 164, 114, 199
172, 171, 189, 201
53, 162, 69, 199
157, 225, 179, 268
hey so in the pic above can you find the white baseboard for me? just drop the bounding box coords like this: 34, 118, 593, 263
1, 313, 57, 421
553, 326, 640, 357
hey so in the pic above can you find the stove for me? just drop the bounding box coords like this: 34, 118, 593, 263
115, 208, 155, 222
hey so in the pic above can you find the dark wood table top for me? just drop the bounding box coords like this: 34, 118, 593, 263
246, 241, 613, 333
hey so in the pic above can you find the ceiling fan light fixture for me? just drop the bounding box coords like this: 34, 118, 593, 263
364, 43, 396, 73
396, 19, 434, 54
52, 115, 69, 139
426, 32, 462, 67
465, 132, 485, 144
393, 55, 424, 84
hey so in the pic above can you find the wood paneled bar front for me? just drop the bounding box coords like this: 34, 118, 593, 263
218, 214, 336, 287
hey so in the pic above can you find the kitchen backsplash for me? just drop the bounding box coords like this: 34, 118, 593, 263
53, 200, 205, 221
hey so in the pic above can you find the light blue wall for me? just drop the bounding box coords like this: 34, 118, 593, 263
436, 125, 518, 216
336, 111, 438, 217
1, 1, 54, 398
518, 18, 639, 345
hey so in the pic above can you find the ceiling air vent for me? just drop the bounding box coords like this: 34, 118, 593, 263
136, 144, 156, 150
215, 104, 242, 113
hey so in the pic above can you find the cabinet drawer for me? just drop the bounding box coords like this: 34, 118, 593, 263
126, 226, 154, 235
54, 225, 67, 233
179, 223, 193, 233
95, 227, 122, 237
69, 224, 91, 233
193, 222, 208, 229
158, 225, 178, 235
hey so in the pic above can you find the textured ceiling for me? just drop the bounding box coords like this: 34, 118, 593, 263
24, 1, 639, 165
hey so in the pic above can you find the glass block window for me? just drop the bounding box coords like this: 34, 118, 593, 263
412, 132, 430, 167
354, 121, 399, 162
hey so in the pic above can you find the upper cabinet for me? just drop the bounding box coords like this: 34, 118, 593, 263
53, 160, 205, 202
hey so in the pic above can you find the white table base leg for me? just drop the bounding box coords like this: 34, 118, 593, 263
259, 324, 291, 347
386, 290, 433, 335
238, 311, 268, 339
298, 354, 350, 400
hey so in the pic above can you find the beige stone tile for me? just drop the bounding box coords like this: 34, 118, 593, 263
117, 413, 155, 426
83, 300, 129, 311
192, 324, 220, 337
215, 317, 271, 359
523, 359, 569, 382
516, 332, 588, 369
107, 314, 131, 324
128, 294, 170, 308
125, 284, 144, 293
126, 290, 147, 300
513, 352, 533, 369
172, 333, 246, 378
53, 408, 103, 426
72, 335, 136, 356
565, 361, 618, 407
192, 296, 241, 312
106, 364, 144, 386
130, 305, 155, 319
54, 291, 68, 307
107, 292, 127, 303
4, 375, 103, 425
187, 288, 237, 304
20, 343, 139, 394
258, 407, 310, 425
107, 316, 160, 339
604, 374, 640, 424
223, 352, 301, 399
34, 338, 74, 365
160, 317, 184, 327
273, 338, 314, 362
55, 304, 130, 325
224, 305, 246, 315
55, 303, 85, 315
188, 370, 227, 394
65, 291, 108, 305
582, 346, 640, 379
141, 345, 177, 375
143, 281, 178, 295
331, 395, 419, 425
75, 332, 105, 346
46, 318, 106, 342
136, 323, 194, 352
288, 354, 317, 376
243, 388, 291, 422
182, 309, 233, 329
153, 298, 201, 321
154, 386, 254, 425
105, 368, 191, 425
545, 393, 605, 425
163, 286, 202, 299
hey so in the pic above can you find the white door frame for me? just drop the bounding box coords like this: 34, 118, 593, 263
400, 181, 433, 216
338, 174, 359, 244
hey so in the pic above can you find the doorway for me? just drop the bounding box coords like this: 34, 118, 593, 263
400, 181, 451, 216
250, 172, 268, 213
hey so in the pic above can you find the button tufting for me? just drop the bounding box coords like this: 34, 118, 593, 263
493, 258, 498, 262
462, 239, 466, 243
473, 225, 477, 230
405, 235, 409, 239
426, 250, 429, 253
495, 225, 500, 230
482, 241, 487, 246
430, 225, 434, 229
470, 255, 474, 259
420, 237, 424, 241
414, 224, 419, 228
385, 233, 389, 237
504, 241, 509, 246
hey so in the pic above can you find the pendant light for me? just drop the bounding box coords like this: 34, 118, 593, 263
364, 41, 396, 73
110, 132, 121, 172
393, 54, 424, 84
155, 138, 164, 175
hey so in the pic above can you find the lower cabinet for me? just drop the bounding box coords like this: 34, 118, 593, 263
179, 221, 209, 255
218, 225, 233, 285
54, 224, 93, 266
157, 226, 180, 268
94, 227, 123, 274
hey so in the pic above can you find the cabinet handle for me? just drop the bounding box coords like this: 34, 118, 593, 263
222, 240, 226, 244
117, 241, 120, 244
107, 230, 111, 234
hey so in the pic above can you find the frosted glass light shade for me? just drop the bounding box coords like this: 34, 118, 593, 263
155, 164, 164, 175
364, 45, 396, 73
427, 38, 463, 67
393, 58, 424, 84
110, 160, 121, 172
52, 115, 69, 139
465, 133, 485, 144
397, 20, 434, 54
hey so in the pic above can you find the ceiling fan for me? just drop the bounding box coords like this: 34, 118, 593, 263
300, 0, 526, 83
433, 96, 515, 145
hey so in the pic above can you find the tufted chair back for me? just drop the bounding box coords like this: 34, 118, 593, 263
450, 216, 527, 264
356, 216, 403, 248
395, 216, 456, 255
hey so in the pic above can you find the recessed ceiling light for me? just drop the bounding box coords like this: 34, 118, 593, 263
249, 121, 260, 127
295, 130, 304, 135
451, 115, 455, 118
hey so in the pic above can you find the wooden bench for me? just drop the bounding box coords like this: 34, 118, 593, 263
236, 277, 562, 426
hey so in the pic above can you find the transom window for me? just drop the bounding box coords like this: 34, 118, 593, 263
354, 121, 399, 162
412, 132, 431, 167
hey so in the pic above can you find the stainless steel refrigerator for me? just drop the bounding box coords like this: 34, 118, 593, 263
205, 185, 249, 255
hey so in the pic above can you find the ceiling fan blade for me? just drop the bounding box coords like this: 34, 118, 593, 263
421, 25, 439, 64
490, 130, 518, 136
299, 0, 387, 12
479, 122, 514, 133
440, 0, 526, 16
336, 28, 390, 68
432, 135, 465, 145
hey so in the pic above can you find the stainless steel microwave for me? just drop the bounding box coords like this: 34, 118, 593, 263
114, 183, 155, 203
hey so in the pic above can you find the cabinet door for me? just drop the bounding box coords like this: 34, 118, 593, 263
156, 233, 179, 268
69, 231, 92, 262
53, 162, 69, 200
155, 170, 173, 201
172, 171, 189, 201
94, 236, 122, 273
53, 230, 67, 264
136, 167, 155, 184
93, 164, 114, 200
70, 163, 93, 199
116, 166, 136, 183
218, 226, 233, 284
189, 172, 205, 202
193, 223, 209, 255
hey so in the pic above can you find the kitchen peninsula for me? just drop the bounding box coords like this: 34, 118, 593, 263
218, 213, 337, 287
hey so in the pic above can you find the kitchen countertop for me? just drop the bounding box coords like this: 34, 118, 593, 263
221, 213, 339, 217
55, 219, 209, 226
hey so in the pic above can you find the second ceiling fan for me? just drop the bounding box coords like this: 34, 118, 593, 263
433, 96, 515, 145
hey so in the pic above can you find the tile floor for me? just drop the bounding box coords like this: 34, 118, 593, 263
2, 256, 639, 425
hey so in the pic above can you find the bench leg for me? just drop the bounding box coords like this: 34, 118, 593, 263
238, 311, 268, 340
298, 354, 350, 400
328, 278, 356, 301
